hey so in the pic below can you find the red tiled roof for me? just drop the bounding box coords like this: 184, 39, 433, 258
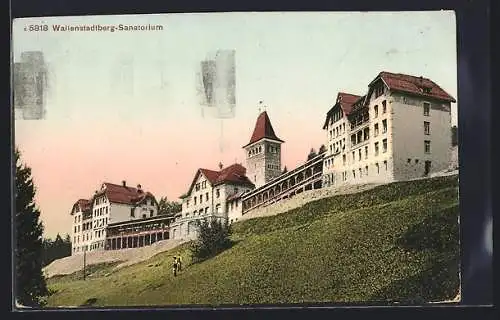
199, 169, 220, 184
96, 183, 156, 206
182, 163, 254, 197
77, 199, 91, 211
71, 199, 91, 214
323, 92, 361, 129
213, 163, 253, 186
376, 71, 456, 102
244, 111, 283, 148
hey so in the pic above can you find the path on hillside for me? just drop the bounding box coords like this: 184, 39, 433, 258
43, 239, 186, 278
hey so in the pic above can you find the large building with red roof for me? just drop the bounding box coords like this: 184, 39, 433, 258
322, 71, 456, 187
69, 181, 165, 254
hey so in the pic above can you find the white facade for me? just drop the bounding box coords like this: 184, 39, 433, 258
170, 170, 253, 241
323, 82, 453, 187
71, 182, 158, 255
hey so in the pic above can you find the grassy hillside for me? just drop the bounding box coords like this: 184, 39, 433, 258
46, 175, 459, 307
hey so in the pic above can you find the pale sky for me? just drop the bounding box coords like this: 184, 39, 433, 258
12, 11, 457, 238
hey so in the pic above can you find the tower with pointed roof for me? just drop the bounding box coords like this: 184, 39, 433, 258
243, 111, 284, 188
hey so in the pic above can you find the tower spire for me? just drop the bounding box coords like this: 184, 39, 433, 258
258, 100, 268, 114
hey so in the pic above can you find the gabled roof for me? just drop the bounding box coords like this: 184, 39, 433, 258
322, 92, 361, 129
181, 163, 255, 198
372, 71, 456, 103
71, 199, 91, 214
213, 163, 253, 187
243, 111, 283, 148
95, 183, 156, 206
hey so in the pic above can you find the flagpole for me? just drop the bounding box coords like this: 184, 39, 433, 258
83, 247, 87, 281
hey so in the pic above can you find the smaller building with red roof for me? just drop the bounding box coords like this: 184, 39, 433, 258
170, 163, 255, 240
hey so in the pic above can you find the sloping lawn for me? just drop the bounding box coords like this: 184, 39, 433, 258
46, 175, 459, 307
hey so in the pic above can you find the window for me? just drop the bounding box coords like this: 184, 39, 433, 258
352, 151, 355, 162
186, 200, 190, 207
216, 189, 220, 198
150, 209, 154, 217
215, 204, 221, 213
407, 158, 411, 163
424, 140, 431, 153
200, 195, 203, 203
195, 183, 200, 191
352, 170, 356, 179
194, 197, 197, 205
423, 102, 430, 116
142, 214, 147, 219
374, 123, 379, 137
382, 119, 387, 133
374, 142, 379, 156
424, 121, 430, 135
376, 163, 380, 174
358, 149, 362, 161
74, 226, 77, 233
205, 207, 209, 214
359, 168, 362, 177
382, 100, 387, 113
374, 105, 379, 118
205, 193, 209, 201
365, 146, 368, 159
130, 208, 135, 217
384, 160, 388, 171
415, 159, 419, 164
343, 154, 346, 165
375, 85, 384, 97
383, 139, 388, 153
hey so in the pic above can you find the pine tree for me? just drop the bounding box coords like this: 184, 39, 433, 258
15, 148, 48, 307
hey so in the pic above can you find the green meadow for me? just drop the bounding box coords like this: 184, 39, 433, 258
46, 175, 460, 307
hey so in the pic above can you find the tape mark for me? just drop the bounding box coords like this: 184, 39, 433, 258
197, 50, 236, 119
13, 51, 47, 120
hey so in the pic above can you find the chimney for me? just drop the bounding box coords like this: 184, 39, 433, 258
122, 180, 126, 187
219, 162, 223, 170
137, 184, 142, 192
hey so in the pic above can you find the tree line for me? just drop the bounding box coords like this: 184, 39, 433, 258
41, 234, 72, 267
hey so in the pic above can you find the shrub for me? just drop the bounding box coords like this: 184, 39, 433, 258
190, 217, 233, 263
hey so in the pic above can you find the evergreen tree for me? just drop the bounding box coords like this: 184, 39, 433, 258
190, 217, 232, 263
157, 196, 182, 216
15, 149, 48, 307
318, 144, 327, 154
307, 148, 317, 160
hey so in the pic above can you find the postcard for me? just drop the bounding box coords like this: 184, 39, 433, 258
12, 11, 460, 308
